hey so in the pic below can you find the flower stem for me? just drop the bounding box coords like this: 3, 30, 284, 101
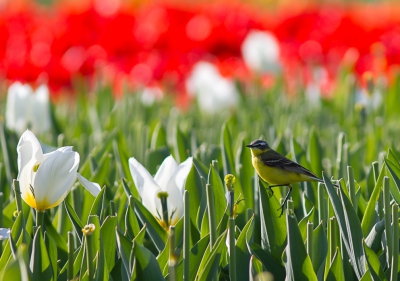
36, 210, 45, 230
169, 226, 176, 281
228, 217, 236, 281
390, 203, 399, 281
85, 234, 94, 281
183, 191, 190, 281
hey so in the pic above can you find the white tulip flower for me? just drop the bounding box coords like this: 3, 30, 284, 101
129, 155, 192, 229
0, 228, 10, 240
17, 130, 101, 211
186, 61, 239, 114
241, 30, 281, 73
6, 82, 52, 135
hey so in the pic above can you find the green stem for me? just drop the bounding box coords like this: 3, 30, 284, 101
390, 204, 399, 281
228, 217, 236, 281
68, 232, 74, 281
183, 191, 190, 281
36, 211, 45, 230
383, 176, 393, 270
85, 234, 94, 281
169, 226, 176, 281
307, 221, 313, 259
347, 166, 357, 213
110, 200, 117, 216
206, 184, 217, 249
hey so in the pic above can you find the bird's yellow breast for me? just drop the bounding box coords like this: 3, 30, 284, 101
252, 156, 312, 185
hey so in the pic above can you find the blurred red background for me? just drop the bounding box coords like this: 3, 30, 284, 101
1, 0, 399, 99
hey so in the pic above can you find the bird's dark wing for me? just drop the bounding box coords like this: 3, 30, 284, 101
260, 149, 320, 180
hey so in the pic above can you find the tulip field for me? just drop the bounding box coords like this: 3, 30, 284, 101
1, 1, 400, 281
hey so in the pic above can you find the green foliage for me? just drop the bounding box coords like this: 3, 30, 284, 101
1, 81, 400, 280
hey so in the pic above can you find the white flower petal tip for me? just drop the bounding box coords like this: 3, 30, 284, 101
0, 228, 11, 240
185, 61, 239, 114
241, 30, 281, 73
77, 173, 101, 197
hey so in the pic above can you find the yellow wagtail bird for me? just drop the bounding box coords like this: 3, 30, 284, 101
247, 139, 327, 216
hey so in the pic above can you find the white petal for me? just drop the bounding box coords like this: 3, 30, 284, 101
0, 228, 10, 240
6, 83, 33, 134
17, 130, 45, 206
33, 148, 79, 210
154, 155, 178, 190
241, 30, 280, 73
77, 173, 101, 196
128, 157, 161, 216
31, 85, 51, 134
162, 157, 193, 224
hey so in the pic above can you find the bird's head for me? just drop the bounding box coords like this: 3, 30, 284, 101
246, 139, 270, 156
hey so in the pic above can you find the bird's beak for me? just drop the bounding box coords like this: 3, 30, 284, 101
246, 144, 253, 148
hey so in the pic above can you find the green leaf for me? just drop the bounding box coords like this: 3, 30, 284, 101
307, 128, 323, 178
383, 159, 400, 204
100, 216, 118, 271
249, 255, 267, 281
124, 197, 141, 240
323, 173, 367, 279
236, 135, 254, 211
365, 219, 385, 254
361, 165, 384, 236
88, 216, 101, 256
363, 241, 387, 281
133, 197, 167, 252
116, 229, 133, 279
298, 207, 315, 242
184, 162, 204, 244
220, 123, 235, 176
311, 222, 328, 280
173, 126, 189, 163
195, 230, 228, 281
235, 216, 254, 280
95, 236, 110, 281
326, 248, 345, 281
258, 179, 287, 261
65, 201, 84, 243
44, 233, 58, 281
207, 164, 227, 226
284, 213, 317, 281
30, 227, 53, 281
151, 122, 168, 149
250, 243, 285, 280
131, 240, 165, 281
89, 186, 106, 220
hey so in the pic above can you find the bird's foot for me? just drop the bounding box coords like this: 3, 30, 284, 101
267, 187, 274, 198
277, 204, 285, 217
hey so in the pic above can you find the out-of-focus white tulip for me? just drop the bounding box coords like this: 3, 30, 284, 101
0, 228, 10, 240
17, 130, 101, 211
5, 82, 52, 135
186, 62, 239, 114
129, 155, 192, 229
140, 86, 164, 106
241, 30, 280, 73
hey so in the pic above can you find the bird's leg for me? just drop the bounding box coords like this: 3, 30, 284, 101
268, 184, 289, 198
277, 185, 293, 217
